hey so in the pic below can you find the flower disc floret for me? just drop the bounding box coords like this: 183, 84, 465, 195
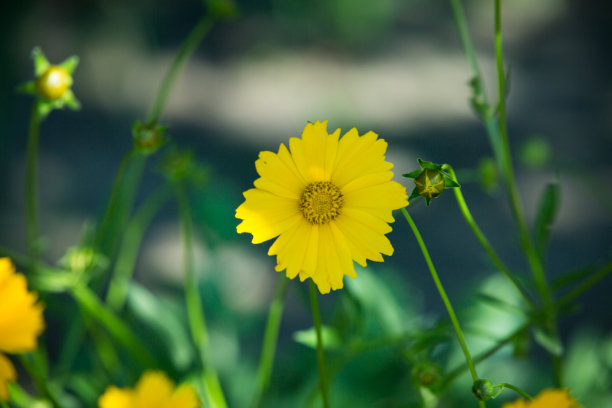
299, 181, 344, 224
236, 121, 408, 293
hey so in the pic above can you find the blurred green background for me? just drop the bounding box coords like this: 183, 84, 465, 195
1, 0, 612, 406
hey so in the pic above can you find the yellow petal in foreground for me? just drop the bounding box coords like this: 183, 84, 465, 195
502, 388, 583, 408
0, 258, 45, 353
0, 353, 17, 400
236, 121, 408, 293
98, 371, 200, 408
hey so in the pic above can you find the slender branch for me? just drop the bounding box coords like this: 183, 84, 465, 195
146, 16, 215, 125
309, 281, 330, 408
25, 104, 41, 265
175, 184, 227, 408
557, 260, 612, 308
494, 383, 532, 400
251, 276, 288, 408
401, 208, 479, 382
444, 165, 535, 307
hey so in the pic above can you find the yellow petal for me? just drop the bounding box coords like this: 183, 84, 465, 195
343, 180, 408, 219
254, 148, 304, 199
236, 189, 301, 244
164, 384, 200, 408
0, 258, 45, 353
134, 371, 175, 407
0, 353, 16, 401
332, 130, 392, 187
270, 220, 312, 279
290, 121, 340, 182
98, 386, 134, 408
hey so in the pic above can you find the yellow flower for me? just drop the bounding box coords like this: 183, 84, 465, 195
0, 258, 45, 400
502, 389, 583, 408
98, 371, 200, 408
236, 121, 408, 293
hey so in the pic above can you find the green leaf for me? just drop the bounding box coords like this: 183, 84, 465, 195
417, 158, 442, 171
408, 186, 421, 202
59, 55, 80, 74
534, 180, 561, 256
441, 172, 460, 188
126, 282, 194, 369
403, 169, 422, 179
293, 325, 342, 350
31, 46, 50, 77
468, 76, 489, 118
533, 327, 563, 356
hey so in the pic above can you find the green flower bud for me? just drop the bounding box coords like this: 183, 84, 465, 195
403, 158, 460, 206
160, 149, 208, 186
415, 169, 445, 200
472, 379, 494, 402
132, 121, 169, 155
412, 362, 442, 389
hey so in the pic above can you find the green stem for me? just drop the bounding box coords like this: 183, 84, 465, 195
18, 352, 63, 408
444, 165, 535, 307
175, 184, 227, 408
494, 383, 532, 400
146, 15, 215, 125
25, 104, 41, 264
401, 208, 478, 382
71, 284, 155, 368
494, 0, 561, 385
106, 184, 173, 310
251, 276, 288, 408
309, 281, 330, 408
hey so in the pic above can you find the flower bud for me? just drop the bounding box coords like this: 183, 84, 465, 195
36, 65, 72, 100
472, 379, 494, 402
414, 169, 445, 200
412, 362, 441, 389
132, 121, 169, 155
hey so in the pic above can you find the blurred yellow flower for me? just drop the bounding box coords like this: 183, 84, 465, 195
502, 388, 583, 408
0, 258, 45, 400
236, 120, 408, 293
98, 371, 200, 408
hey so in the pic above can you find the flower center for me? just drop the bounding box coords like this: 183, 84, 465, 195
299, 181, 344, 225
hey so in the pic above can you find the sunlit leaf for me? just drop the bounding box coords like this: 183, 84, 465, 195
293, 325, 342, 350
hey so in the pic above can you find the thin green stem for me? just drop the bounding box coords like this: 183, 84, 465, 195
494, 383, 532, 400
251, 276, 289, 408
71, 284, 155, 368
309, 281, 330, 408
175, 184, 227, 408
106, 184, 173, 310
25, 104, 41, 264
444, 165, 535, 308
146, 16, 215, 125
401, 208, 478, 382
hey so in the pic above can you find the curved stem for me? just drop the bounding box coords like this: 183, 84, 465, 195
25, 104, 41, 265
309, 281, 330, 408
146, 16, 215, 125
106, 184, 173, 311
444, 165, 535, 308
18, 351, 64, 408
493, 383, 532, 400
401, 208, 478, 382
251, 276, 288, 408
175, 184, 227, 408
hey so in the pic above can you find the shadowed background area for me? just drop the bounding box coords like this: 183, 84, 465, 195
1, 0, 611, 407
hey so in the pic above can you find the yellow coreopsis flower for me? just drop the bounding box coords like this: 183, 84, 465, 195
502, 388, 583, 408
236, 121, 408, 294
98, 371, 200, 408
0, 258, 45, 400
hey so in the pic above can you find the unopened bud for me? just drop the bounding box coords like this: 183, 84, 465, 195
36, 65, 72, 100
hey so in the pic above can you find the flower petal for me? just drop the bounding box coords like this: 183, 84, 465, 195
0, 353, 16, 401
290, 121, 340, 182
236, 189, 301, 244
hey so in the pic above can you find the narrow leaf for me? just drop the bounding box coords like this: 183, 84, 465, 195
293, 326, 342, 350
533, 327, 563, 356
